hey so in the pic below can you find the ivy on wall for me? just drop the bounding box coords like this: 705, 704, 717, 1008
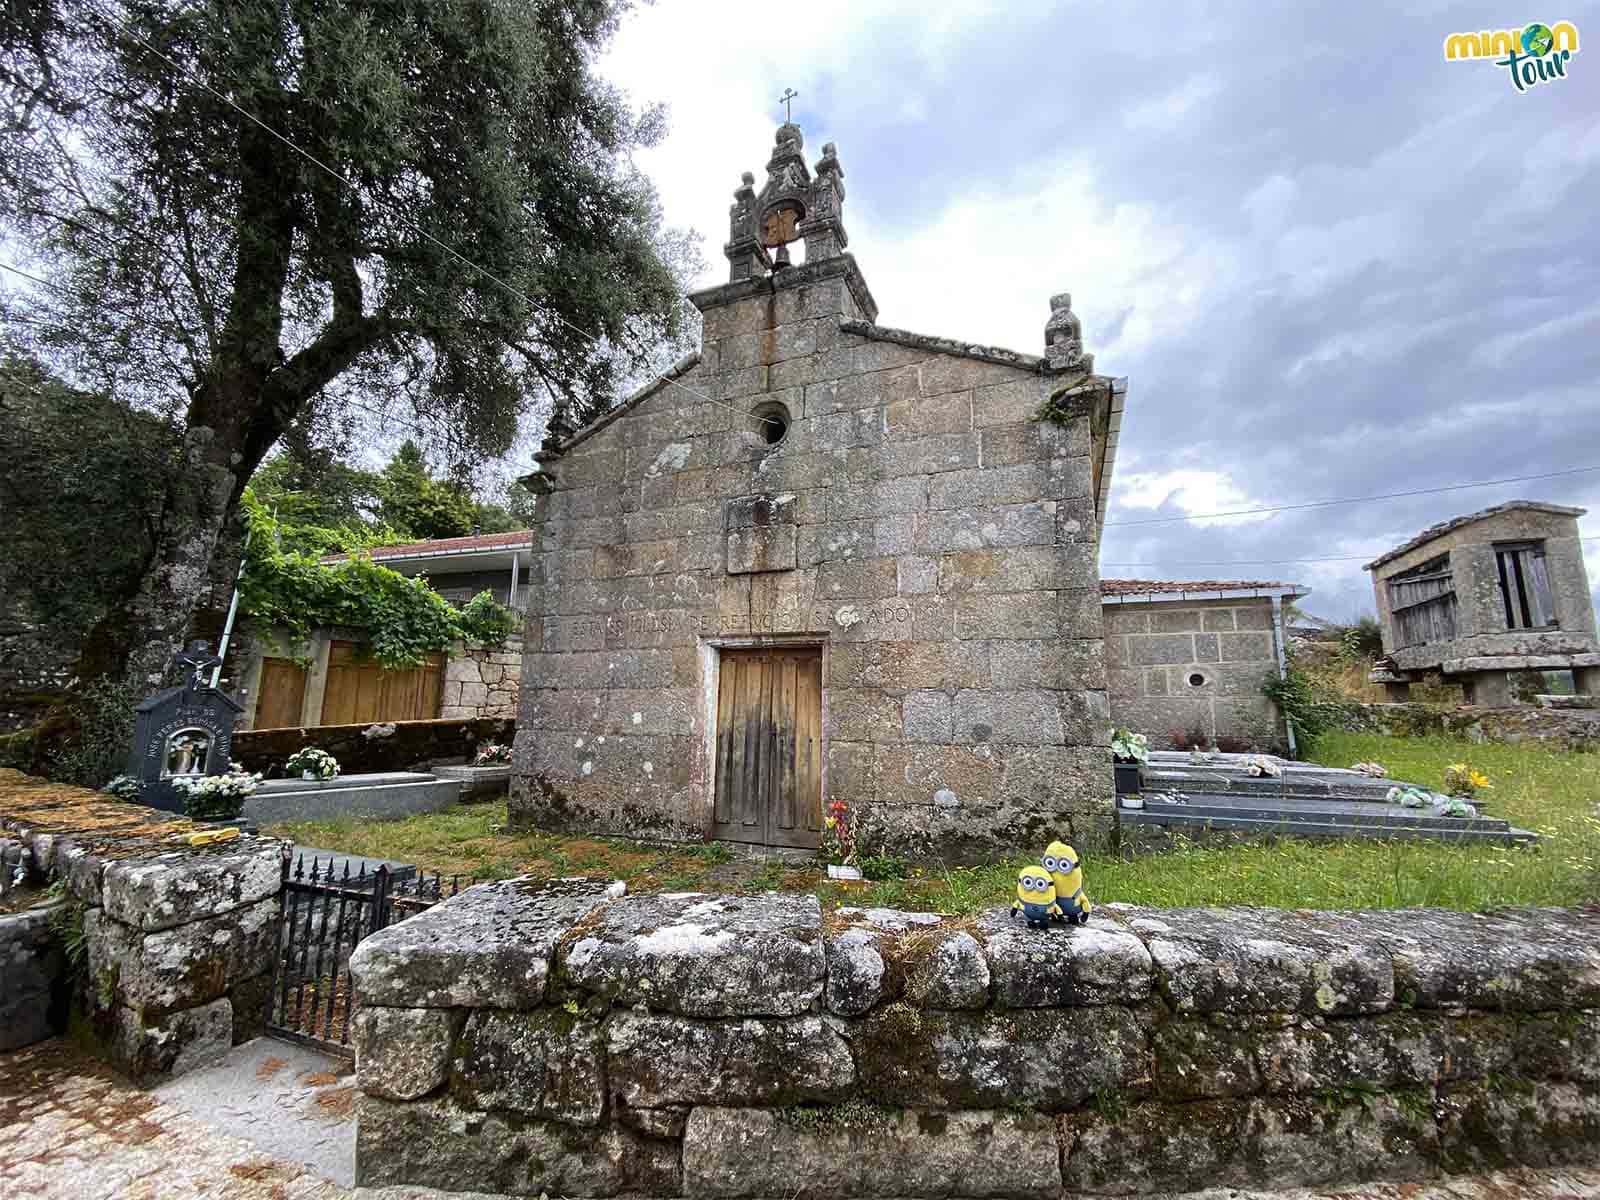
240, 498, 519, 669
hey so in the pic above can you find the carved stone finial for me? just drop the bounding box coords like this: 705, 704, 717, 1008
1045, 292, 1091, 371
741, 171, 755, 187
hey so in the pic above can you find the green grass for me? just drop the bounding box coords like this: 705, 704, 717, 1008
265, 733, 1600, 914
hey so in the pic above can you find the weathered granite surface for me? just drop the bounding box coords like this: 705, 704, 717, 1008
0, 769, 287, 1078
348, 875, 619, 1009
0, 904, 65, 1050
558, 891, 825, 1017
510, 122, 1118, 860
351, 877, 1600, 1197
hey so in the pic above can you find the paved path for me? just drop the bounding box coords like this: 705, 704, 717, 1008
2, 1037, 1598, 1199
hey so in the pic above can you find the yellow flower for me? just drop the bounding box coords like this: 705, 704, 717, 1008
1468, 770, 1491, 789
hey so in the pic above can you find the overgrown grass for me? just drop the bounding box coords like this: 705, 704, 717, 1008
264, 733, 1600, 914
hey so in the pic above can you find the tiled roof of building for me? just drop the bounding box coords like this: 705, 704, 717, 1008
1100, 578, 1303, 597
321, 529, 533, 563
1362, 500, 1586, 571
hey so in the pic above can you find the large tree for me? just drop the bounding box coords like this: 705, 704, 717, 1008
1, 0, 686, 695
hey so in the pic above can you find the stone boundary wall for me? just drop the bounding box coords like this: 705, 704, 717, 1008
1344, 701, 1600, 751
0, 769, 283, 1081
439, 636, 523, 721
1104, 597, 1285, 750
0, 904, 66, 1050
232, 715, 513, 777
349, 879, 1599, 1198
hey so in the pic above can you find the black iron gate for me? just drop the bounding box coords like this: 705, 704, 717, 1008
266, 850, 463, 1054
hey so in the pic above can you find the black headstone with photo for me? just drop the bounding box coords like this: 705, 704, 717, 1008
128, 641, 244, 814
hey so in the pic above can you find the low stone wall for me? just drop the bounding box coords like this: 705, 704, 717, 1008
0, 904, 66, 1050
439, 636, 522, 721
233, 715, 514, 777
348, 880, 1600, 1197
0, 769, 284, 1081
1346, 702, 1600, 750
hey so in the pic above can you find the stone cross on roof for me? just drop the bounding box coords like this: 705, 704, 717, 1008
779, 87, 798, 121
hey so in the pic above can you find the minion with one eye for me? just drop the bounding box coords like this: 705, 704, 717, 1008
1043, 840, 1092, 925
1010, 865, 1063, 930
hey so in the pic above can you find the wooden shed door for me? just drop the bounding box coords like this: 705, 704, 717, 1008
711, 648, 822, 848
320, 641, 444, 726
254, 658, 308, 729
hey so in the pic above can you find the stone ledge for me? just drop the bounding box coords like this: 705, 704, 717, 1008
559, 891, 825, 1017
349, 875, 619, 1009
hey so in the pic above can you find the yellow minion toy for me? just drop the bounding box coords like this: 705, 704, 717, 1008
1010, 865, 1062, 930
1043, 841, 1092, 925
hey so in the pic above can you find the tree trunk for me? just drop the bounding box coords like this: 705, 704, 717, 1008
73, 424, 239, 692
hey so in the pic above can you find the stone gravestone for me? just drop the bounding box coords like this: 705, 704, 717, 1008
128, 640, 244, 814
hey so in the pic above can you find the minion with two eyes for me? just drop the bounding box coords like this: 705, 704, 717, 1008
1043, 840, 1092, 925
1010, 865, 1063, 930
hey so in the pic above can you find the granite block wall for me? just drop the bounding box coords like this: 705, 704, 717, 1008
349, 877, 1600, 1198
1, 769, 284, 1079
513, 255, 1117, 857
1104, 598, 1285, 749
439, 636, 523, 720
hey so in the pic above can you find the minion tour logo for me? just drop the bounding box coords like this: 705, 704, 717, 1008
1444, 21, 1580, 92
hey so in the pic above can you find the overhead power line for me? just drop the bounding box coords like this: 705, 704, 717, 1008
0, 260, 55, 290
1103, 466, 1600, 528
89, 4, 779, 432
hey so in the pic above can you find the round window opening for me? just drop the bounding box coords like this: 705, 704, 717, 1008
1187, 672, 1208, 688
752, 401, 790, 447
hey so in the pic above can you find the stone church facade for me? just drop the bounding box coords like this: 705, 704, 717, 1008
510, 122, 1127, 859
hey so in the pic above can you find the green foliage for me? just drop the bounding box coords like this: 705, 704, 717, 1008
378, 441, 478, 540
45, 677, 143, 789
239, 502, 517, 667
0, 356, 178, 646
47, 886, 90, 972
459, 591, 518, 647
856, 852, 913, 881
1335, 615, 1385, 662
1262, 663, 1353, 755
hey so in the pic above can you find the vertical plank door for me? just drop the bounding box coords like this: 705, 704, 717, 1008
711, 648, 822, 848
253, 658, 307, 729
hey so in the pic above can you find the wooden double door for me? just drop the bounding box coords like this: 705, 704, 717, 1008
711, 648, 823, 848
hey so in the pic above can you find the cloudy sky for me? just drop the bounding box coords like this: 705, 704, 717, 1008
602, 0, 1600, 621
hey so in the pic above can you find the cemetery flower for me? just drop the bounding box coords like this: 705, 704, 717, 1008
474, 743, 513, 766
170, 768, 262, 822
1243, 754, 1283, 778
821, 799, 857, 867
1443, 763, 1491, 798
286, 747, 341, 781
1110, 728, 1150, 764
1387, 784, 1433, 809
101, 774, 142, 801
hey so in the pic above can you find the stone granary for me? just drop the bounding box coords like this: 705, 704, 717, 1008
512, 120, 1127, 859
1365, 501, 1600, 704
